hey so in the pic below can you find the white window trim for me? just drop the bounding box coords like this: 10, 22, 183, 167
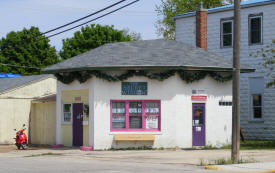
249, 15, 263, 45
221, 19, 233, 48
250, 93, 264, 121
62, 103, 72, 124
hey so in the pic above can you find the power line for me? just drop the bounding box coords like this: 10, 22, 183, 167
47, 0, 140, 38
4, 6, 155, 14
0, 0, 127, 47
0, 63, 41, 69
0, 0, 140, 48
41, 0, 127, 35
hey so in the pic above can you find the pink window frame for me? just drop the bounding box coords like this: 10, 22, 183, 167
110, 100, 161, 132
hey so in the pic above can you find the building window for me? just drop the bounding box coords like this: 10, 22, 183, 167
219, 101, 232, 106
63, 104, 71, 123
221, 20, 233, 47
129, 102, 142, 129
112, 102, 126, 129
145, 102, 160, 129
249, 14, 263, 45
252, 94, 262, 119
111, 100, 161, 131
249, 77, 264, 120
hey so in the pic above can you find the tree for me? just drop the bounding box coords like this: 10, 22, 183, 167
155, 0, 224, 39
0, 27, 59, 75
59, 24, 138, 60
122, 28, 142, 41
253, 39, 275, 87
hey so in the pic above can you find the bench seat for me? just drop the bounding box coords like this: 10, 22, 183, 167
114, 134, 155, 141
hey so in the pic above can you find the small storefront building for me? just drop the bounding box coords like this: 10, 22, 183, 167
43, 40, 253, 150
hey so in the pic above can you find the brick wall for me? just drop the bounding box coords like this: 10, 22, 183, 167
196, 9, 208, 50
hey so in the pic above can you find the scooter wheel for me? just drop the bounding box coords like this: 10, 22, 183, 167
22, 143, 28, 150
15, 143, 20, 150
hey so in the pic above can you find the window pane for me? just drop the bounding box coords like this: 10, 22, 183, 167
251, 30, 261, 43
223, 34, 232, 46
223, 22, 232, 34
250, 17, 261, 44
253, 94, 262, 119
145, 102, 159, 129
112, 102, 126, 129
112, 102, 125, 114
253, 107, 262, 118
129, 116, 142, 128
129, 102, 142, 114
64, 112, 71, 122
129, 102, 142, 129
146, 116, 159, 129
251, 18, 261, 30
193, 106, 204, 125
112, 116, 126, 129
253, 94, 261, 106
64, 104, 71, 112
145, 102, 159, 115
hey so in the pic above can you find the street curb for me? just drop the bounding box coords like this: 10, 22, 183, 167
204, 165, 222, 171
205, 165, 275, 173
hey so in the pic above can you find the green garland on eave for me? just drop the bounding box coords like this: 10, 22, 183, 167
54, 70, 232, 84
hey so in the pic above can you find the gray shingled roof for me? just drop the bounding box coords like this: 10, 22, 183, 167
0, 75, 52, 94
43, 39, 253, 73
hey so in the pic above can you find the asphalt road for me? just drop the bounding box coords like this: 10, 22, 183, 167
2, 147, 274, 173
0, 156, 222, 173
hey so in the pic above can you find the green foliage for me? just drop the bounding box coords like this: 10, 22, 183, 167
241, 140, 275, 150
252, 39, 275, 87
54, 70, 232, 84
59, 24, 135, 60
155, 0, 224, 39
221, 140, 275, 150
0, 27, 59, 75
200, 157, 255, 166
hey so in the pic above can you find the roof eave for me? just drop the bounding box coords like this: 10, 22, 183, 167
0, 75, 54, 95
42, 66, 255, 74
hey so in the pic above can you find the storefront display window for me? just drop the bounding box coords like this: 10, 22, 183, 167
111, 100, 161, 131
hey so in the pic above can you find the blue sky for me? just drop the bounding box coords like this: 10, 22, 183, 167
0, 0, 162, 50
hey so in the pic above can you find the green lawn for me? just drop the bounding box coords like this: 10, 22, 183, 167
222, 140, 275, 150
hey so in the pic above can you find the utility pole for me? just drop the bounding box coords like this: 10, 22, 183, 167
232, 0, 241, 163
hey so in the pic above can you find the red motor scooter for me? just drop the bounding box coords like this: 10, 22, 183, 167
14, 124, 28, 150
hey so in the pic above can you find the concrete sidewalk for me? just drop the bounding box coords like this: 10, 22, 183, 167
205, 162, 275, 172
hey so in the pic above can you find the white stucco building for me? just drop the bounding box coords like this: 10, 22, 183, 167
43, 40, 253, 150
174, 0, 275, 140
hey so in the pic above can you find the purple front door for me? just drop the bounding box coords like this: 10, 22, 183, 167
192, 103, 205, 146
73, 103, 83, 146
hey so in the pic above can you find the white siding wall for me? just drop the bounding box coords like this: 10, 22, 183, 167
57, 75, 232, 150
175, 3, 275, 139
